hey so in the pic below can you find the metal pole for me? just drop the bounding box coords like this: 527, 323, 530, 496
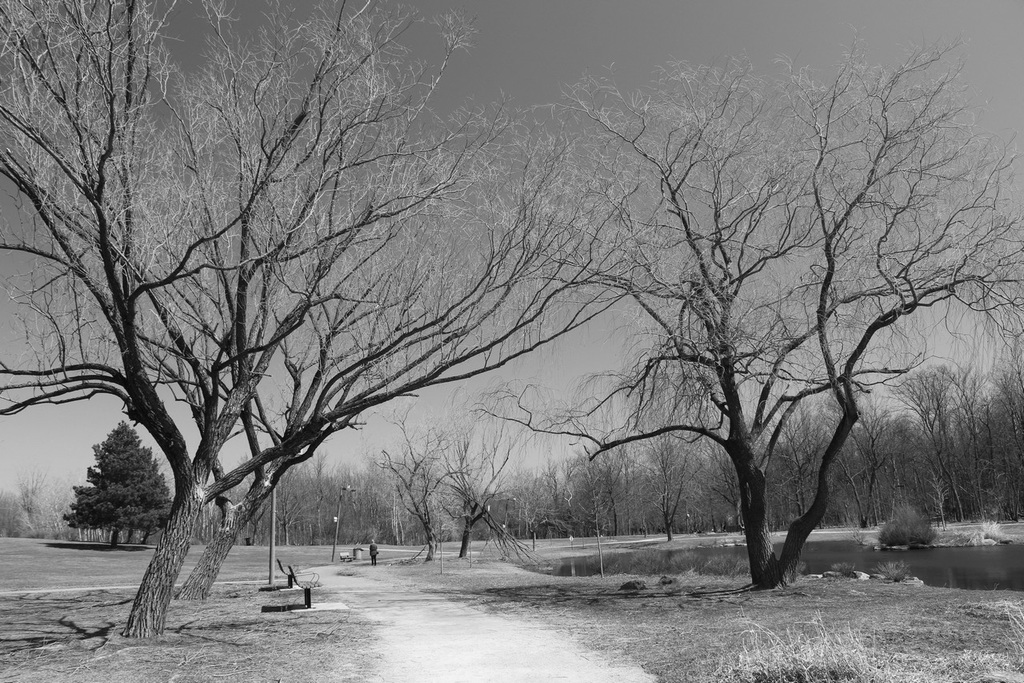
331, 493, 343, 563
268, 488, 277, 588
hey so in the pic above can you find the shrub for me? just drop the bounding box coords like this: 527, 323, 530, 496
848, 529, 873, 546
829, 562, 856, 577
940, 530, 983, 547
877, 507, 936, 547
980, 521, 1008, 542
874, 560, 912, 582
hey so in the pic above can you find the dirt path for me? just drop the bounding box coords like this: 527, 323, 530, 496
308, 565, 656, 682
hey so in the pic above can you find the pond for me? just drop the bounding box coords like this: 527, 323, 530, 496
553, 540, 1024, 591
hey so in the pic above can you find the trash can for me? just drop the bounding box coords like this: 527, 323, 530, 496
352, 547, 364, 560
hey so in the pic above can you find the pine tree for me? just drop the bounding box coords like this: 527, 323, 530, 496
65, 423, 172, 547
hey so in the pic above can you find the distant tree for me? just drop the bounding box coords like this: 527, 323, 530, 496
65, 423, 171, 547
641, 435, 699, 541
380, 420, 453, 562
439, 424, 514, 557
16, 469, 76, 539
0, 489, 23, 537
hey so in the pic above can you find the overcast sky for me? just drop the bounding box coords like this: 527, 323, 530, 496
3, 0, 1023, 492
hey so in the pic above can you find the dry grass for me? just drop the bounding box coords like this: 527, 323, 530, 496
0, 584, 374, 682
938, 521, 1024, 547
873, 560, 912, 582
720, 616, 1018, 683
4, 534, 1024, 682
981, 521, 1010, 542
724, 618, 888, 682
0, 538, 375, 682
1009, 602, 1024, 667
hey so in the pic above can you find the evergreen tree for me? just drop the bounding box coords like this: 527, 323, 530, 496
65, 423, 172, 547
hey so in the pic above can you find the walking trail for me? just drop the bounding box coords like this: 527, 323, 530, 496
307, 564, 656, 683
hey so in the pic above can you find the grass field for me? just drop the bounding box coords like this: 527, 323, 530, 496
2, 533, 1024, 682
0, 537, 370, 591
0, 538, 380, 682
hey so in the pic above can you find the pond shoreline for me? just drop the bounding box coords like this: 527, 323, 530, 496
545, 525, 1024, 591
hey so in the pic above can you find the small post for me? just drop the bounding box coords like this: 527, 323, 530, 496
268, 489, 277, 589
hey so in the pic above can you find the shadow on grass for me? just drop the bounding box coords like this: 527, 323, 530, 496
43, 542, 153, 552
465, 583, 706, 606
0, 591, 127, 655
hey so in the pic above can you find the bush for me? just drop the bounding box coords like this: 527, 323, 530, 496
874, 560, 912, 582
848, 529, 873, 546
939, 530, 983, 547
877, 507, 936, 547
980, 521, 1008, 542
829, 562, 856, 577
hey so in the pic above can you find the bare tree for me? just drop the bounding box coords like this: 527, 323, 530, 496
838, 396, 899, 528
771, 403, 832, 519
15, 469, 75, 538
0, 1, 606, 636
380, 421, 451, 561
895, 366, 967, 520
440, 424, 513, 557
641, 434, 701, 541
501, 44, 1020, 587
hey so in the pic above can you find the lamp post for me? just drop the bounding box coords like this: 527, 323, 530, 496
267, 488, 276, 588
331, 485, 354, 562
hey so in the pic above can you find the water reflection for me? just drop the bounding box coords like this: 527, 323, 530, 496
554, 541, 1024, 591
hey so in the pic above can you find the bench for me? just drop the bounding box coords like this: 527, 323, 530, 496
276, 559, 319, 609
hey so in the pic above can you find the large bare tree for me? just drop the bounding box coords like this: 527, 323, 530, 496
501, 45, 1021, 587
0, 0, 607, 636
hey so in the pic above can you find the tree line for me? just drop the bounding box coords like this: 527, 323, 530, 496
11, 350, 1024, 554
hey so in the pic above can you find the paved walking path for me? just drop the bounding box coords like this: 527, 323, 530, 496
308, 565, 656, 683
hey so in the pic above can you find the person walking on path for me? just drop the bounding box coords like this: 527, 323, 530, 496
369, 540, 378, 566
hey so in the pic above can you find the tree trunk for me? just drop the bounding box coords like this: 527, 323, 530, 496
458, 517, 472, 558
122, 488, 204, 637
735, 461, 782, 588
424, 525, 437, 561
178, 497, 246, 600
663, 510, 674, 542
